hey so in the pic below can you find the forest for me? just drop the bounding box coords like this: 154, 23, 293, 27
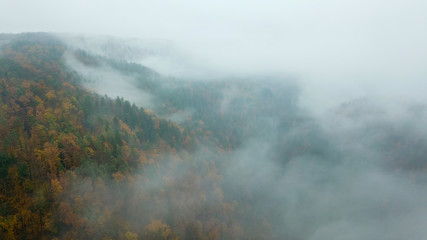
0, 33, 427, 240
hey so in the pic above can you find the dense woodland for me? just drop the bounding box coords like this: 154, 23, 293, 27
0, 33, 426, 240
0, 33, 281, 240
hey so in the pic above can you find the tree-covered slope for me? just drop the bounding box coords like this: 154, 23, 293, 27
1, 33, 427, 240
0, 33, 197, 240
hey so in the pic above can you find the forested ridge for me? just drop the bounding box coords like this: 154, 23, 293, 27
1, 33, 427, 240
0, 33, 289, 240
0, 33, 221, 240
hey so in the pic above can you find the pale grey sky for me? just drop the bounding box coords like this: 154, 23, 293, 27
1, 0, 427, 110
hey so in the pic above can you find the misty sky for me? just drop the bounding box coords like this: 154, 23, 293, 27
2, 0, 427, 110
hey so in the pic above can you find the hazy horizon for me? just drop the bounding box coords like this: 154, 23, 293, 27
2, 0, 427, 112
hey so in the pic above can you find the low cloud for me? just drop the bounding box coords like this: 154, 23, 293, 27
64, 49, 155, 109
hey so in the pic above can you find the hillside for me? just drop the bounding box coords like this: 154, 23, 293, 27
0, 33, 207, 240
0, 33, 295, 240
1, 33, 427, 240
